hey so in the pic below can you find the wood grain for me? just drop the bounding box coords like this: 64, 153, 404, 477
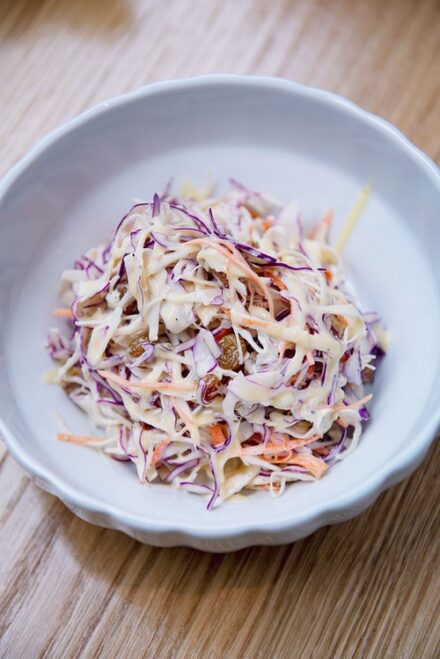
0, 1, 439, 657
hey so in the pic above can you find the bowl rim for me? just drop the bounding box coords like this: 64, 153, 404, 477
1, 74, 439, 542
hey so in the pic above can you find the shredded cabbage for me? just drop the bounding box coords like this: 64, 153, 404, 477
47, 181, 386, 508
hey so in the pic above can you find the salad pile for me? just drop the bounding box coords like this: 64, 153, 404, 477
47, 181, 385, 508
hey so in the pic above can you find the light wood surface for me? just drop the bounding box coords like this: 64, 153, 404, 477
1, 1, 439, 657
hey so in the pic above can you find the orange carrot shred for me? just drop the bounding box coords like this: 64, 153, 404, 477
57, 432, 108, 445
332, 393, 372, 412
268, 272, 287, 291
309, 209, 333, 240
324, 270, 332, 284
306, 351, 315, 366
152, 439, 170, 466
97, 370, 197, 393
53, 308, 74, 319
209, 423, 226, 446
172, 397, 196, 427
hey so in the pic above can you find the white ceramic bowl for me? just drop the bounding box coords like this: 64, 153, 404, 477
1, 76, 439, 551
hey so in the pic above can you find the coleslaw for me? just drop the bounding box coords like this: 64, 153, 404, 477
47, 180, 386, 509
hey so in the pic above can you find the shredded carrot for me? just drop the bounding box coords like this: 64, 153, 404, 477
243, 432, 263, 446
286, 434, 322, 448
53, 308, 74, 319
57, 432, 108, 445
152, 439, 170, 466
241, 443, 285, 457
289, 373, 298, 386
259, 443, 328, 477
335, 314, 348, 328
270, 450, 293, 463
247, 207, 259, 219
289, 363, 315, 386
313, 447, 330, 457
237, 311, 316, 349
241, 433, 321, 457
309, 209, 333, 240
204, 240, 263, 289
324, 270, 332, 285
261, 217, 274, 231
278, 453, 328, 478
97, 370, 197, 393
220, 242, 273, 300
194, 238, 274, 314
239, 315, 272, 330
268, 272, 287, 291
209, 423, 227, 446
332, 393, 373, 412
172, 397, 199, 444
171, 397, 196, 427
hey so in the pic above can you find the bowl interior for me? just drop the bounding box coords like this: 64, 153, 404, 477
1, 78, 439, 531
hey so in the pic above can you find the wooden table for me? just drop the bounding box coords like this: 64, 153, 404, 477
1, 1, 439, 657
